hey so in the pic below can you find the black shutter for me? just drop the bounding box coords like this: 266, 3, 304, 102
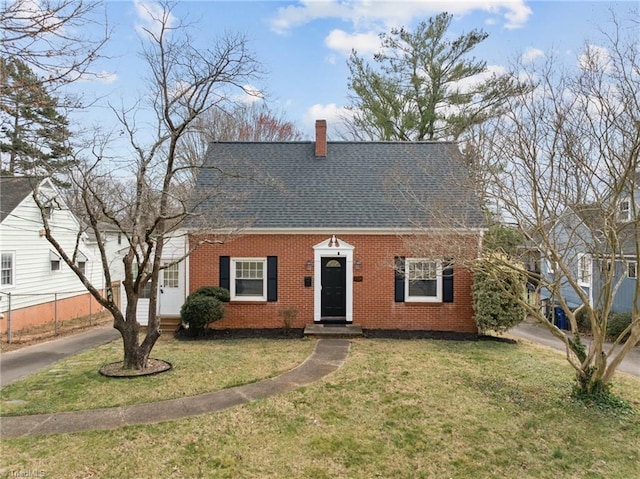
267, 256, 278, 302
219, 256, 230, 291
443, 260, 454, 303
394, 256, 405, 302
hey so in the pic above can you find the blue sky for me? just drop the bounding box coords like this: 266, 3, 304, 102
70, 0, 635, 141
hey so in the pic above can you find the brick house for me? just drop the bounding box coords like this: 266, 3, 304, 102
187, 120, 485, 332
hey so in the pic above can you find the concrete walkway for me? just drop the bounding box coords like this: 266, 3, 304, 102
1, 325, 120, 387
1, 338, 350, 438
509, 323, 640, 377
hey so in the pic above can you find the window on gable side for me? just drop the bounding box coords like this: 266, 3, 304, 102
1, 253, 14, 286
629, 261, 637, 279
578, 254, 592, 286
618, 199, 631, 222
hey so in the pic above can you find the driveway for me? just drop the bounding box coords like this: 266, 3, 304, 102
509, 322, 640, 377
0, 325, 119, 387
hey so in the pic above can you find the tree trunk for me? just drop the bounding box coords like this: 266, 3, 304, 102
117, 310, 159, 370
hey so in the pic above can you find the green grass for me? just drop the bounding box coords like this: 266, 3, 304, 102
2, 338, 639, 479
0, 336, 315, 415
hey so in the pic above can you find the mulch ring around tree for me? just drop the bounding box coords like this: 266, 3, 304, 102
99, 358, 173, 378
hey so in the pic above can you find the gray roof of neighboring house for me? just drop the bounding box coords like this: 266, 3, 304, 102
569, 204, 638, 253
0, 176, 39, 222
190, 141, 486, 230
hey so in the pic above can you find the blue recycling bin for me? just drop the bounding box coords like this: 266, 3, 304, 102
554, 306, 568, 330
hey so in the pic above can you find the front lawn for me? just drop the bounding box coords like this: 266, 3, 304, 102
0, 335, 315, 415
2, 338, 639, 478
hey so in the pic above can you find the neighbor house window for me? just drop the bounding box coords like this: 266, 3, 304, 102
1, 252, 14, 286
618, 199, 631, 222
231, 258, 266, 301
628, 261, 637, 279
162, 263, 179, 288
43, 205, 53, 220
578, 254, 592, 286
50, 251, 61, 272
77, 261, 86, 274
405, 258, 442, 302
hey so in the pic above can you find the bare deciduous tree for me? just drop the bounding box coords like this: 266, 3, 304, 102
0, 0, 109, 86
36, 1, 262, 370
472, 12, 639, 395
176, 102, 302, 188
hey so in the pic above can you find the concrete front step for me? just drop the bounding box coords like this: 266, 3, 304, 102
304, 323, 363, 338
159, 317, 181, 333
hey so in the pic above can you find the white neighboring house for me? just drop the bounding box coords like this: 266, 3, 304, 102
118, 233, 189, 326
0, 177, 104, 333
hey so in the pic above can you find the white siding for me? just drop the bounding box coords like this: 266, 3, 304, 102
0, 181, 104, 314
119, 234, 188, 325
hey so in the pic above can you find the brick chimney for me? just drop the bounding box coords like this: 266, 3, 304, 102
315, 119, 327, 157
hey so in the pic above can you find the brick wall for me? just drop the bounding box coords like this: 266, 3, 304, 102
189, 233, 479, 333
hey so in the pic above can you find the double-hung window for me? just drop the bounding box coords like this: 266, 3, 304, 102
578, 254, 592, 286
405, 258, 442, 302
1, 252, 14, 286
231, 258, 266, 301
618, 199, 631, 222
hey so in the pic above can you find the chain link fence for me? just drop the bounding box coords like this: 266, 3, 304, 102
0, 283, 120, 344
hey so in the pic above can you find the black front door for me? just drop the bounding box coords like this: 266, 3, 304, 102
321, 257, 346, 318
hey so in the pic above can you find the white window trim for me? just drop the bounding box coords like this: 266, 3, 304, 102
313, 237, 354, 323
1, 252, 15, 287
50, 250, 61, 273
162, 263, 180, 289
230, 257, 267, 301
405, 258, 443, 303
578, 253, 592, 287
628, 261, 637, 279
618, 199, 631, 222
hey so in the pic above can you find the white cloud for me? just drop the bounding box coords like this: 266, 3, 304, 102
453, 64, 508, 93
134, 0, 177, 39
325, 29, 380, 56
76, 71, 118, 84
235, 85, 265, 104
269, 0, 532, 34
500, 1, 532, 30
303, 103, 352, 137
578, 44, 610, 72
521, 47, 544, 64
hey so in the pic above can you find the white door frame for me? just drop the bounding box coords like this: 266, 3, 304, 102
313, 236, 354, 323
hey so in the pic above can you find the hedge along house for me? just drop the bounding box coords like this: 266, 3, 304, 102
187, 120, 486, 332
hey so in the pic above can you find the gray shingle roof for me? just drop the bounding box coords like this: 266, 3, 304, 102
0, 176, 39, 222
191, 141, 485, 230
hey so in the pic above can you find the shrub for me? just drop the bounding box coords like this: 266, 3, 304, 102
180, 294, 225, 335
191, 286, 230, 302
574, 307, 593, 333
607, 313, 632, 342
472, 255, 527, 334
278, 307, 299, 336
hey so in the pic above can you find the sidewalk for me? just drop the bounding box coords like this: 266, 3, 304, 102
509, 322, 640, 377
0, 324, 120, 387
1, 338, 350, 438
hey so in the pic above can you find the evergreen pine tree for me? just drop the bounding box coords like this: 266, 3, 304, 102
0, 58, 73, 176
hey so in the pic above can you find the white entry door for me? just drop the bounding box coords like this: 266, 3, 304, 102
159, 262, 185, 317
